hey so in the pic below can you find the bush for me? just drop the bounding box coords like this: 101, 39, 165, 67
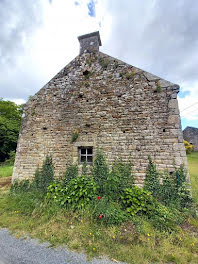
91, 152, 134, 201
47, 181, 67, 206
121, 186, 153, 216
160, 165, 193, 209
147, 201, 179, 232
11, 179, 32, 193
33, 155, 54, 194
11, 155, 54, 195
160, 171, 178, 206
184, 140, 194, 154
91, 150, 109, 195
66, 176, 98, 209
104, 160, 134, 200
144, 156, 161, 199
63, 163, 78, 185
47, 176, 98, 210
92, 197, 129, 225
4, 150, 16, 165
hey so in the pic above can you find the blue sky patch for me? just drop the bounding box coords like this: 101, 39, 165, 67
74, 1, 80, 6
87, 0, 96, 17
49, 0, 52, 4
178, 90, 190, 98
181, 117, 198, 130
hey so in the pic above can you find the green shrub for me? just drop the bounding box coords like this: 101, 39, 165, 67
175, 165, 187, 188
92, 197, 129, 225
160, 165, 193, 209
82, 162, 88, 176
63, 163, 78, 185
67, 176, 98, 209
71, 131, 79, 143
104, 160, 134, 200
160, 171, 177, 206
121, 186, 152, 216
11, 155, 54, 195
38, 155, 54, 194
91, 150, 109, 195
176, 182, 193, 209
147, 201, 179, 232
4, 150, 16, 165
11, 179, 32, 193
47, 176, 98, 210
91, 152, 134, 200
144, 156, 161, 199
47, 181, 67, 206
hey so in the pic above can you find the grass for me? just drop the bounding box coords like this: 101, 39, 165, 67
187, 151, 198, 203
0, 164, 13, 178
0, 189, 198, 264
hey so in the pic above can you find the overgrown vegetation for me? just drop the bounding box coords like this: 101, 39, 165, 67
125, 70, 135, 79
11, 154, 54, 194
99, 56, 109, 70
156, 82, 162, 93
1, 151, 198, 263
71, 131, 79, 143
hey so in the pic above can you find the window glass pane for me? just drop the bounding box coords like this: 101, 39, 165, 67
81, 148, 86, 154
87, 156, 93, 163
81, 156, 86, 162
87, 148, 93, 154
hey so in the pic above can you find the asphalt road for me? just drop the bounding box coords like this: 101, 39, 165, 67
0, 229, 125, 264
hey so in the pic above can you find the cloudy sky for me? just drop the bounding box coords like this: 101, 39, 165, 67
0, 0, 198, 129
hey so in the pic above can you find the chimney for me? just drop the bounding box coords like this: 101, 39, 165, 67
78, 31, 102, 55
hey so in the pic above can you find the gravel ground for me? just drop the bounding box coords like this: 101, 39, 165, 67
0, 229, 125, 264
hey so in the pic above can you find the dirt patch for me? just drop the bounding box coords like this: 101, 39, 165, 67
181, 221, 198, 238
0, 176, 11, 188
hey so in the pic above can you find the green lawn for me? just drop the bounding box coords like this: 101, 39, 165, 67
0, 165, 13, 178
187, 151, 198, 203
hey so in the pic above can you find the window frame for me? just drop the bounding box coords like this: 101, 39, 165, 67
78, 147, 93, 164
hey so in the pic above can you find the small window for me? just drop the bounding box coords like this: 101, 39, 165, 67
79, 147, 93, 164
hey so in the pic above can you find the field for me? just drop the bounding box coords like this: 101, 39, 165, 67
187, 151, 198, 203
0, 165, 13, 178
0, 153, 197, 264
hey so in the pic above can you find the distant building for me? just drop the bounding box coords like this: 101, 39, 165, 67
12, 31, 188, 185
183, 126, 198, 151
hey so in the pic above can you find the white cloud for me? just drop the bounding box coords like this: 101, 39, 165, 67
178, 81, 198, 120
5, 98, 26, 105
1, 0, 198, 127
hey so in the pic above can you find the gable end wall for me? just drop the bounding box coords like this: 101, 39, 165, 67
12, 52, 188, 186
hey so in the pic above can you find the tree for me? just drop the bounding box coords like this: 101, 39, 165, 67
0, 98, 22, 162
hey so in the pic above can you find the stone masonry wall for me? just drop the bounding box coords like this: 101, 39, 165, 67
12, 51, 188, 186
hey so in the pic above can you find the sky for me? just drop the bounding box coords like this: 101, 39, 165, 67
0, 0, 198, 129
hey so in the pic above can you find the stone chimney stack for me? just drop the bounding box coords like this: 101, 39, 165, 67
78, 31, 102, 55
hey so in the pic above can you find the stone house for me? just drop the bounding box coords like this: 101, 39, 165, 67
12, 31, 188, 186
183, 126, 198, 151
